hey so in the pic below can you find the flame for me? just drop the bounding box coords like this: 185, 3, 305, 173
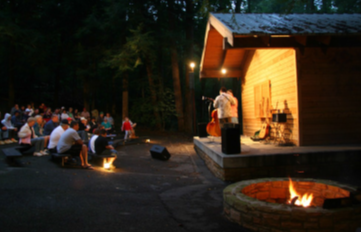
288, 178, 313, 207
103, 160, 111, 169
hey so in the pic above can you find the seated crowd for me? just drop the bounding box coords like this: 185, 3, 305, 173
1, 103, 117, 170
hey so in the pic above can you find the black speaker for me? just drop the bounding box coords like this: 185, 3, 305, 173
198, 123, 208, 137
150, 145, 171, 161
272, 113, 287, 123
221, 124, 241, 154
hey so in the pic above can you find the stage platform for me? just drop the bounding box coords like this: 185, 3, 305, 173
194, 136, 361, 181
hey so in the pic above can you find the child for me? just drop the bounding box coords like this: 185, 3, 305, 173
121, 117, 136, 140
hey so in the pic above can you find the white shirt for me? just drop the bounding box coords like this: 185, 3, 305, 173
57, 128, 81, 153
48, 126, 65, 149
213, 93, 235, 119
89, 135, 99, 153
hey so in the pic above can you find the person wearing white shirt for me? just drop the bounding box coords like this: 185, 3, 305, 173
48, 120, 69, 153
213, 87, 236, 128
88, 129, 100, 154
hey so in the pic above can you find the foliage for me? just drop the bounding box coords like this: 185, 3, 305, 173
0, 0, 360, 129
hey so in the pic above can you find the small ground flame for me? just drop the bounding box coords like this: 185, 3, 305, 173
103, 160, 111, 170
288, 178, 313, 207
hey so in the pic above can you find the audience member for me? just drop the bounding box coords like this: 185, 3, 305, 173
56, 121, 93, 169
22, 109, 31, 123
43, 114, 59, 135
10, 104, 19, 115
61, 109, 69, 120
31, 109, 40, 117
43, 108, 52, 122
91, 109, 99, 119
78, 117, 90, 142
89, 128, 100, 154
68, 107, 74, 120
73, 109, 80, 122
88, 117, 98, 133
101, 118, 112, 134
39, 103, 46, 115
18, 117, 48, 156
104, 113, 114, 127
54, 108, 61, 119
1, 113, 18, 143
33, 115, 50, 146
97, 112, 104, 125
26, 104, 34, 116
20, 105, 26, 116
81, 108, 90, 120
95, 129, 117, 169
11, 111, 23, 131
48, 120, 69, 153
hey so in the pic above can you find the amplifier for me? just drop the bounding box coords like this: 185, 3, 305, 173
221, 125, 241, 154
272, 113, 287, 123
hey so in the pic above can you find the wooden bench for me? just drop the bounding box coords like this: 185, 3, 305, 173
51, 153, 72, 167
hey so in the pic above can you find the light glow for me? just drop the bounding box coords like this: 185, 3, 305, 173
103, 160, 111, 170
288, 178, 313, 207
221, 68, 227, 74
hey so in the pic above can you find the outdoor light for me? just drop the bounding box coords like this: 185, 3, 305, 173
146, 139, 150, 143
190, 62, 195, 72
221, 68, 227, 74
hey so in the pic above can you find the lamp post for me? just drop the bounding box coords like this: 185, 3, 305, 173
189, 62, 196, 135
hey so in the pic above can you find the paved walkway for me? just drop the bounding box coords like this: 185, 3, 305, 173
0, 132, 246, 232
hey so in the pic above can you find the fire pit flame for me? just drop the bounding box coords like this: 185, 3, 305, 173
288, 178, 313, 207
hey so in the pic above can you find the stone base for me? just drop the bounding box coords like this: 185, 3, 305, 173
194, 136, 361, 182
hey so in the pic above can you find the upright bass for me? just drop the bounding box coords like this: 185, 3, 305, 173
203, 97, 221, 137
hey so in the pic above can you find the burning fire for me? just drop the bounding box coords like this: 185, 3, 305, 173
288, 178, 313, 207
103, 160, 111, 170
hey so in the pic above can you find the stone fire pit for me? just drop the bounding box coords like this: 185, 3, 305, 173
223, 178, 361, 232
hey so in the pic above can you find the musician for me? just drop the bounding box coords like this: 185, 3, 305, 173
227, 89, 238, 124
213, 87, 235, 128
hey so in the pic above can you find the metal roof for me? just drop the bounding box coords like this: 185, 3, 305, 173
212, 13, 361, 35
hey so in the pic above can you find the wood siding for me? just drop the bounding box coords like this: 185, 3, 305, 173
297, 47, 361, 146
242, 49, 299, 145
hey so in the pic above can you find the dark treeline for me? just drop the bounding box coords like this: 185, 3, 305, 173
1, 0, 360, 131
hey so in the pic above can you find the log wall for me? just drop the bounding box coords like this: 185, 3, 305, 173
297, 47, 361, 145
241, 49, 299, 145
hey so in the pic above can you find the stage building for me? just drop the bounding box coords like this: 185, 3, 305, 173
196, 13, 361, 181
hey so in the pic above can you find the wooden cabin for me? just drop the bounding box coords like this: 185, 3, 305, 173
200, 13, 361, 146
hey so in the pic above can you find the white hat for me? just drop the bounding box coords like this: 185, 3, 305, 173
80, 117, 86, 121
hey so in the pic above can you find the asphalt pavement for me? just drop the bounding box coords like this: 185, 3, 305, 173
0, 132, 246, 232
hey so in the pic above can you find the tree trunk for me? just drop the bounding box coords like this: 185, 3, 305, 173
247, 0, 252, 13
83, 76, 90, 110
184, 0, 194, 134
235, 0, 242, 13
122, 72, 129, 119
307, 0, 315, 13
8, 43, 15, 108
146, 59, 162, 129
322, 0, 330, 13
168, 1, 185, 132
111, 73, 116, 116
